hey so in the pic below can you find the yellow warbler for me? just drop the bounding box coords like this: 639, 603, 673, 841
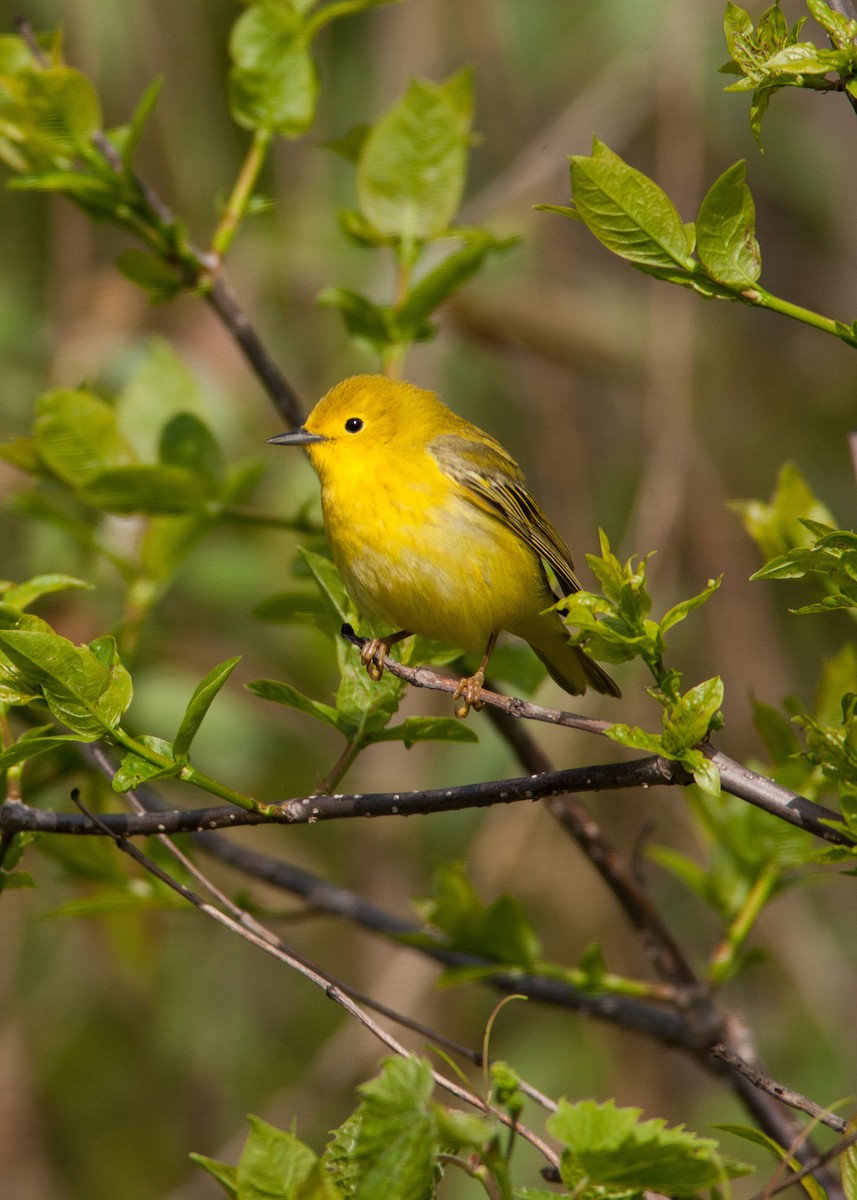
269, 375, 619, 715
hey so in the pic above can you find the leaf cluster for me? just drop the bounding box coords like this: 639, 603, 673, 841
722, 0, 857, 141
0, 572, 259, 815
0, 374, 263, 623
406, 863, 675, 1003
320, 70, 515, 370
229, 0, 402, 138
192, 1059, 752, 1200
734, 466, 857, 859
542, 139, 857, 350
557, 532, 724, 795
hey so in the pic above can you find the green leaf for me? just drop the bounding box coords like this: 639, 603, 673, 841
814, 643, 857, 728
432, 1105, 496, 1152
33, 388, 136, 486
78, 464, 210, 514
8, 170, 114, 202
0, 734, 84, 772
114, 76, 163, 167
0, 627, 132, 739
713, 1124, 824, 1200
368, 715, 477, 748
112, 736, 179, 792
299, 549, 354, 626
0, 34, 34, 76
1, 574, 93, 611
116, 337, 210, 461
323, 1112, 361, 1200
417, 861, 541, 967
159, 412, 226, 496
0, 436, 43, 475
658, 576, 722, 638
236, 1115, 334, 1200
568, 140, 696, 276
45, 884, 186, 919
115, 249, 184, 303
723, 3, 760, 77
188, 1152, 238, 1197
808, 0, 857, 45
3, 66, 102, 158
696, 161, 761, 288
352, 1057, 436, 1200
731, 463, 836, 562
765, 43, 849, 76
174, 657, 241, 760
229, 4, 319, 136
603, 724, 664, 755
0, 870, 37, 892
550, 1099, 753, 1195
843, 1118, 857, 1200
662, 677, 724, 755
316, 288, 395, 354
578, 941, 609, 987
647, 845, 713, 907
336, 209, 392, 248
356, 70, 473, 245
393, 233, 515, 335
688, 751, 722, 798
334, 642, 403, 739
305, 0, 406, 39
246, 677, 346, 732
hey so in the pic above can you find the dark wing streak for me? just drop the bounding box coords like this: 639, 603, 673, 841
429, 434, 581, 599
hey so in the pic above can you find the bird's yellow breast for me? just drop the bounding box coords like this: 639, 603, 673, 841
313, 441, 549, 651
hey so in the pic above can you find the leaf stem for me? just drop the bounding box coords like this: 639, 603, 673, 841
708, 863, 779, 986
110, 727, 263, 812
318, 737, 363, 794
740, 286, 857, 348
211, 128, 273, 260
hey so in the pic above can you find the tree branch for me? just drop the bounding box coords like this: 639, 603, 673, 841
69, 788, 562, 1171
710, 1044, 847, 1134
3, 744, 850, 848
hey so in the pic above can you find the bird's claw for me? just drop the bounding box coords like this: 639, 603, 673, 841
452, 671, 485, 719
360, 638, 386, 681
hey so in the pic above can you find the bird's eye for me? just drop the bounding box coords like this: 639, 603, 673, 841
344, 417, 364, 434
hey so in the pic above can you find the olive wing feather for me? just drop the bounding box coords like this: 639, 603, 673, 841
429, 433, 581, 599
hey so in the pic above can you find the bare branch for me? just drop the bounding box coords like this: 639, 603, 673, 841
711, 1044, 847, 1134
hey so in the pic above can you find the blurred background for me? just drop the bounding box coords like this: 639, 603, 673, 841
0, 1, 855, 1197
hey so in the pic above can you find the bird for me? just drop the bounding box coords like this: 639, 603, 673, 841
269, 374, 619, 716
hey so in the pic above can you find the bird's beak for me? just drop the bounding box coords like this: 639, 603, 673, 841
267, 428, 327, 446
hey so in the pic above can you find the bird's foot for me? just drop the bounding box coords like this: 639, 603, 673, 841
452, 670, 485, 719
360, 637, 389, 681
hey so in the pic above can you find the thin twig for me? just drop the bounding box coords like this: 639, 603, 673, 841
340, 627, 853, 847
12, 15, 304, 427
710, 1044, 847, 1134
100, 747, 559, 1114
69, 788, 560, 1169
206, 277, 304, 426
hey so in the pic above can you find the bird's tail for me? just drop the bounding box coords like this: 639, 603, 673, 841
527, 618, 621, 699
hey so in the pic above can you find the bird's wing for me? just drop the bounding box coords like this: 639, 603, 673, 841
429, 433, 581, 598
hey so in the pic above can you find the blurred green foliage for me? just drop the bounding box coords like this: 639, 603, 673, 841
0, 2, 856, 1198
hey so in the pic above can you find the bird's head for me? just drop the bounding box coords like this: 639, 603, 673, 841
268, 375, 448, 473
